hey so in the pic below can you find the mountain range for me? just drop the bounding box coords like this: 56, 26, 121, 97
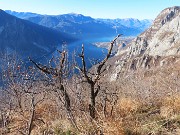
5, 10, 152, 39
0, 9, 153, 64
97, 18, 152, 30
0, 9, 75, 59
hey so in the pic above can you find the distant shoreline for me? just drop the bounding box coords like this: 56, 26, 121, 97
92, 36, 135, 53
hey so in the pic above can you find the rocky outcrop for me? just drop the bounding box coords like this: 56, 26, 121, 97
117, 6, 180, 57
109, 6, 180, 81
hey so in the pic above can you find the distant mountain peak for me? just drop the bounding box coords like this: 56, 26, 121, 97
0, 9, 8, 14
0, 9, 14, 19
5, 10, 40, 19
68, 13, 83, 16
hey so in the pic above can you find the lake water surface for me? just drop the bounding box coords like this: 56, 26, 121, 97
28, 36, 116, 68
55, 36, 116, 68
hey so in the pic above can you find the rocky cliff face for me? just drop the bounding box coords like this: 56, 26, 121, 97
108, 6, 180, 81
117, 6, 180, 57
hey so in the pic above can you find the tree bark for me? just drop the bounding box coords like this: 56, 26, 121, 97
27, 97, 35, 135
89, 83, 96, 119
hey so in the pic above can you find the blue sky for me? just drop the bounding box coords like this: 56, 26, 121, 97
0, 0, 179, 19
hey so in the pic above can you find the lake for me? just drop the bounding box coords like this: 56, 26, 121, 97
24, 36, 117, 69
53, 36, 116, 68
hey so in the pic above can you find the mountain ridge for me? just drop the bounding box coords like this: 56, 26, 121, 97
5, 10, 152, 38
5, 10, 152, 21
0, 9, 76, 59
105, 6, 180, 81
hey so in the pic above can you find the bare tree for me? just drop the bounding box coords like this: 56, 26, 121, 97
29, 50, 78, 130
76, 34, 122, 119
0, 54, 48, 134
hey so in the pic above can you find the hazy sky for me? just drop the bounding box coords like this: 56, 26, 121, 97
0, 0, 179, 19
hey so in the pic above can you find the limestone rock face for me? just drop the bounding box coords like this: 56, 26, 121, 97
117, 6, 180, 57
109, 6, 180, 81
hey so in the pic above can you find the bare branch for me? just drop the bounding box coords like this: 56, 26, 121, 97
94, 34, 122, 83
28, 57, 51, 75
79, 44, 92, 83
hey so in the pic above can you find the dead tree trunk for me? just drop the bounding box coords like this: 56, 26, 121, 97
77, 34, 122, 119
27, 96, 35, 135
89, 83, 95, 119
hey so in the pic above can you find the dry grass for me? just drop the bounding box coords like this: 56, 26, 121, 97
116, 97, 140, 117
1, 58, 180, 135
2, 94, 180, 135
102, 118, 124, 135
161, 94, 180, 118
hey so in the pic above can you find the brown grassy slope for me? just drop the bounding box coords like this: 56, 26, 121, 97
0, 58, 180, 135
